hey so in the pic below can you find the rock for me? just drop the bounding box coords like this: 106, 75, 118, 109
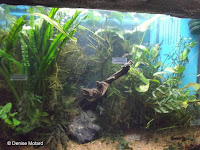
68, 110, 101, 144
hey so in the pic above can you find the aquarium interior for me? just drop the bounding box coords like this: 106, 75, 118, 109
0, 4, 200, 150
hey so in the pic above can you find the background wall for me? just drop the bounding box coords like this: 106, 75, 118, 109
150, 16, 199, 87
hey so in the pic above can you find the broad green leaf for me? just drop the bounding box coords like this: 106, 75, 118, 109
187, 41, 197, 48
151, 79, 160, 84
0, 112, 7, 119
136, 51, 142, 58
111, 11, 123, 24
181, 101, 188, 108
41, 112, 49, 117
138, 72, 149, 84
180, 48, 190, 61
174, 65, 186, 73
5, 118, 12, 125
184, 82, 200, 91
12, 118, 20, 126
87, 11, 102, 23
131, 46, 137, 54
136, 84, 149, 92
135, 61, 140, 67
154, 108, 162, 113
134, 45, 150, 54
166, 78, 178, 86
164, 67, 176, 73
132, 15, 161, 32
153, 71, 167, 76
150, 43, 159, 60
160, 107, 169, 113
2, 103, 12, 113
153, 61, 162, 69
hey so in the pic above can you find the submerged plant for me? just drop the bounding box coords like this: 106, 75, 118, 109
98, 36, 200, 132
0, 7, 85, 149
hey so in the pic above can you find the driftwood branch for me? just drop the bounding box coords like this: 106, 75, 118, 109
80, 60, 133, 103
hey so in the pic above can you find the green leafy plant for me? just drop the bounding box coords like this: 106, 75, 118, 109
0, 7, 85, 150
0, 103, 20, 127
99, 35, 199, 132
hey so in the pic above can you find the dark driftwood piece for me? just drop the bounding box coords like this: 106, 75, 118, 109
80, 60, 133, 104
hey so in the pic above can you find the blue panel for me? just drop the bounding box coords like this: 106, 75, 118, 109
180, 19, 199, 87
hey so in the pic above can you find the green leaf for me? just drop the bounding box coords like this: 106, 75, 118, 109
10, 112, 18, 117
184, 82, 200, 91
5, 118, 12, 125
151, 79, 160, 84
135, 61, 140, 67
164, 67, 176, 73
30, 13, 75, 40
41, 112, 49, 117
12, 118, 20, 126
154, 108, 162, 113
187, 41, 197, 48
160, 107, 169, 113
136, 84, 149, 92
134, 45, 150, 54
2, 103, 12, 113
29, 7, 34, 28
153, 61, 162, 69
150, 43, 159, 60
0, 49, 22, 71
180, 48, 190, 61
155, 107, 169, 113
146, 119, 154, 129
153, 71, 167, 76
42, 8, 59, 54
138, 72, 149, 84
111, 11, 123, 24
36, 10, 81, 77
181, 101, 188, 108
174, 65, 186, 73
4, 15, 26, 53
0, 112, 7, 119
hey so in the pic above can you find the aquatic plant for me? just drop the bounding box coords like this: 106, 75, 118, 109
99, 37, 200, 131
0, 15, 26, 102
0, 7, 85, 148
0, 103, 20, 127
0, 4, 17, 28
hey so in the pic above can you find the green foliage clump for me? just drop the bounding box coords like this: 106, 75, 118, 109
100, 37, 200, 131
0, 103, 20, 127
0, 6, 85, 150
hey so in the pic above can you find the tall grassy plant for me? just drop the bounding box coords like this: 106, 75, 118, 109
0, 8, 83, 135
0, 15, 26, 102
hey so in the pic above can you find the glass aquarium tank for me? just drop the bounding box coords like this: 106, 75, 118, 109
0, 4, 200, 150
